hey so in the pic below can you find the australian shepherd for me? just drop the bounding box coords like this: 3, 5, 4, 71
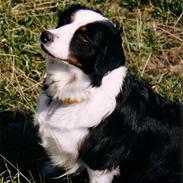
35, 4, 183, 183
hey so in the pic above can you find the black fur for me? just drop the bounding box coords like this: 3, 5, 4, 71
61, 5, 183, 182
70, 21, 125, 86
80, 74, 183, 183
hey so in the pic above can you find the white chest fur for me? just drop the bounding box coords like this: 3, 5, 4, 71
35, 92, 89, 172
34, 60, 127, 174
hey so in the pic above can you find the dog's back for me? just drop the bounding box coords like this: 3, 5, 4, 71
80, 75, 183, 183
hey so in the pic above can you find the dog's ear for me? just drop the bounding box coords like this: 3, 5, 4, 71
94, 24, 125, 77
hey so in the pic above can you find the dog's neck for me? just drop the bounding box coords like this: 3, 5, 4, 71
38, 60, 127, 130
44, 58, 91, 104
44, 58, 128, 107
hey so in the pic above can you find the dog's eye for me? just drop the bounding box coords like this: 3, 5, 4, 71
78, 34, 90, 45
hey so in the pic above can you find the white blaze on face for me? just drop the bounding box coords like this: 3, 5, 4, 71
42, 10, 107, 60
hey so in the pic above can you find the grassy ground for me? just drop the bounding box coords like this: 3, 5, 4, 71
0, 0, 183, 113
0, 0, 183, 182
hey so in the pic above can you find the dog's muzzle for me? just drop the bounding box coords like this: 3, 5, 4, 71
40, 31, 81, 67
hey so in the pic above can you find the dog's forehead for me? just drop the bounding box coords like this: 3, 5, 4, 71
72, 9, 107, 26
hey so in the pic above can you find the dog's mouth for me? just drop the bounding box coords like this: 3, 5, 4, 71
41, 44, 82, 68
40, 44, 68, 63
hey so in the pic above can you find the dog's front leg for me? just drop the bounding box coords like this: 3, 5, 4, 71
87, 167, 119, 183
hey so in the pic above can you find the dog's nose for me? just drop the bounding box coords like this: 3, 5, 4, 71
40, 31, 54, 44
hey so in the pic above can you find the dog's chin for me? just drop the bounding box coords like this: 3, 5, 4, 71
41, 44, 54, 58
41, 44, 68, 64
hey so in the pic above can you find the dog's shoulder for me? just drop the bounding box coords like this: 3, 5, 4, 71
79, 74, 182, 182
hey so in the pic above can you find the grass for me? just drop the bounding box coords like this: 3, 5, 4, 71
0, 0, 183, 113
0, 0, 183, 182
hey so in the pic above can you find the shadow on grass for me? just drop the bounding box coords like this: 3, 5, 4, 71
0, 110, 88, 183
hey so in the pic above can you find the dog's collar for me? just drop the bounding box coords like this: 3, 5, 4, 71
62, 98, 81, 104
43, 84, 82, 105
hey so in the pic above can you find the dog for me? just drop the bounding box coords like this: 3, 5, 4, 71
35, 4, 183, 183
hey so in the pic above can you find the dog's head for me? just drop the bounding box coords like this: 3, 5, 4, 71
40, 4, 125, 86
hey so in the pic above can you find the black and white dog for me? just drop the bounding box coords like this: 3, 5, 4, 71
35, 4, 183, 183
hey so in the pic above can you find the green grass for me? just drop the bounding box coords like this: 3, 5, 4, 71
0, 0, 183, 113
0, 0, 183, 182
